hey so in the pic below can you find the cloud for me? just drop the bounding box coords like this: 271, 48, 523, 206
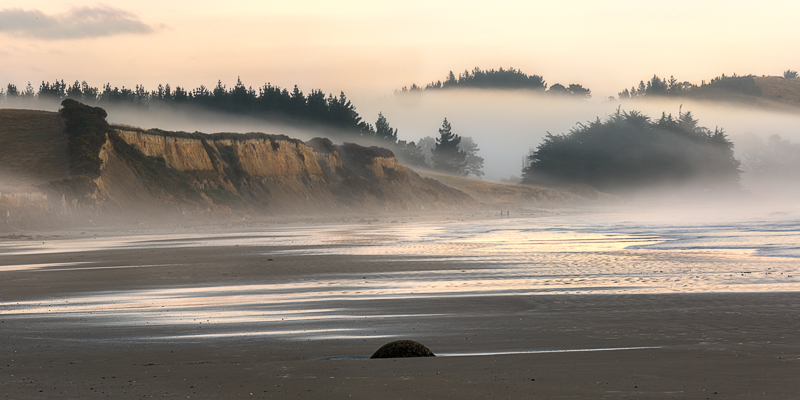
0, 6, 156, 40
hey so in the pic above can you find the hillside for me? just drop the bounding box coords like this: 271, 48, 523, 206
753, 76, 800, 106
620, 74, 800, 111
415, 171, 620, 208
0, 109, 69, 191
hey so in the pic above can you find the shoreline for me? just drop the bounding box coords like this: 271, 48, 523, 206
2, 292, 799, 398
1, 216, 799, 398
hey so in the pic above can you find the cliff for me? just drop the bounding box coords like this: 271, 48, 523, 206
107, 127, 473, 215
0, 102, 473, 228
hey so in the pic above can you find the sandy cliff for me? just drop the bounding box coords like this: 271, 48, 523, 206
0, 104, 477, 229
106, 129, 473, 214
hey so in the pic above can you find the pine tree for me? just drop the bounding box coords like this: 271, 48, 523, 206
416, 136, 436, 167
458, 136, 485, 178
374, 112, 398, 142
431, 118, 467, 174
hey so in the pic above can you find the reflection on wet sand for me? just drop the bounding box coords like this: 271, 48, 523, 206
1, 215, 799, 342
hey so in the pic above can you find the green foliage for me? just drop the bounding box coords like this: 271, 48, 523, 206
38, 80, 67, 98
618, 73, 760, 99
16, 77, 375, 137
59, 98, 110, 178
397, 67, 593, 100
416, 136, 436, 167
458, 137, 485, 178
374, 112, 398, 142
393, 140, 428, 169
521, 109, 741, 193
784, 70, 799, 79
546, 83, 592, 98
703, 74, 761, 96
431, 118, 467, 175
399, 67, 549, 92
741, 134, 800, 177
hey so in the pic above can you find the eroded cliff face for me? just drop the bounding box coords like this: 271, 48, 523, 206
100, 128, 473, 215
115, 130, 214, 172
0, 106, 473, 229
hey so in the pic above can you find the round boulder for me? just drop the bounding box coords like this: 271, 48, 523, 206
370, 340, 436, 359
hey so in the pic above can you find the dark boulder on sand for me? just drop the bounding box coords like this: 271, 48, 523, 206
370, 340, 435, 359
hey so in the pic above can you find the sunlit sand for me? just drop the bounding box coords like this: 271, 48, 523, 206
2, 213, 798, 341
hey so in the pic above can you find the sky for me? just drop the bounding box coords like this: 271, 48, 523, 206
2, 0, 800, 101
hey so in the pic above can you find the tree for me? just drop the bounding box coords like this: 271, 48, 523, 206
431, 118, 467, 174
393, 140, 428, 168
38, 80, 66, 99
6, 83, 18, 97
547, 83, 590, 98
416, 136, 436, 167
421, 67, 547, 92
567, 84, 591, 98
645, 75, 668, 95
637, 80, 646, 95
521, 108, 741, 194
22, 82, 35, 98
546, 84, 569, 96
458, 136, 485, 178
784, 69, 799, 79
3, 77, 377, 138
444, 71, 457, 87
374, 112, 398, 142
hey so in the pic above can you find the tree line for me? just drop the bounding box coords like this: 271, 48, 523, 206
398, 67, 591, 99
739, 133, 800, 186
1, 78, 377, 135
616, 71, 798, 100
0, 77, 485, 177
370, 116, 485, 178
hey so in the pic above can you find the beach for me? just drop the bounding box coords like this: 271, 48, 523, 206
1, 212, 799, 398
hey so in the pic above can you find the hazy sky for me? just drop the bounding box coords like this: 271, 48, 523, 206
2, 0, 800, 101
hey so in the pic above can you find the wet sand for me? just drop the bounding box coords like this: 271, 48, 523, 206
1, 219, 800, 398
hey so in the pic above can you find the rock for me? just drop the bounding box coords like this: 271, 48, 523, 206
370, 340, 435, 359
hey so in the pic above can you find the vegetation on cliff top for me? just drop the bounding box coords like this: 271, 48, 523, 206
3, 77, 376, 136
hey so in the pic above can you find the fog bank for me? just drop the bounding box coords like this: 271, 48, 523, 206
354, 90, 800, 187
